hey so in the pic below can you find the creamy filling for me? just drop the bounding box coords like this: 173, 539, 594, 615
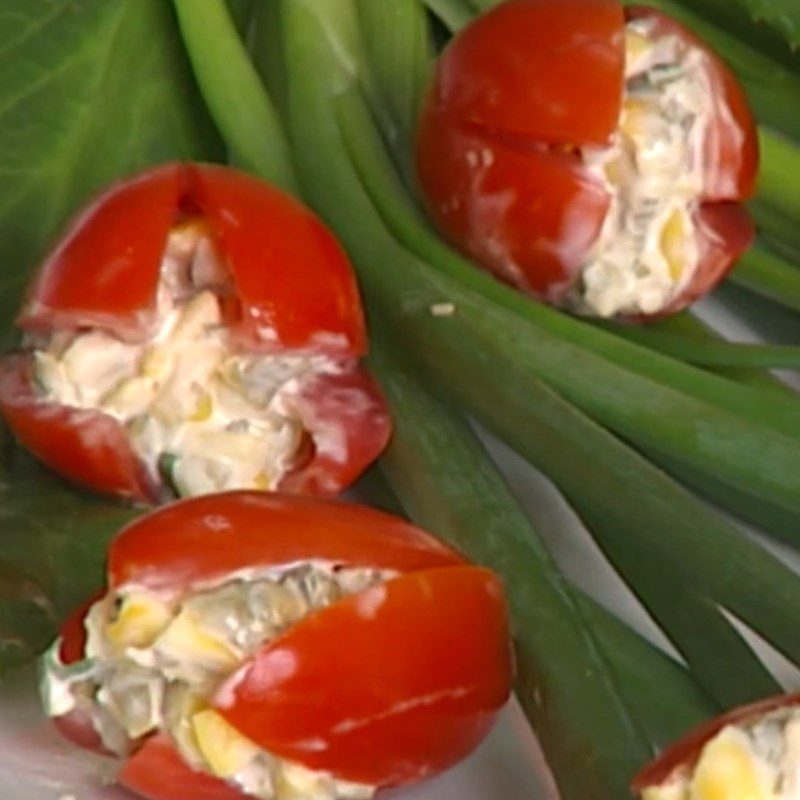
41, 563, 394, 800
31, 224, 342, 498
573, 19, 713, 317
642, 708, 800, 800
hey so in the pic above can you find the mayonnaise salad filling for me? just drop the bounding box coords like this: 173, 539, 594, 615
574, 18, 713, 317
41, 563, 396, 800
642, 708, 800, 800
31, 223, 342, 498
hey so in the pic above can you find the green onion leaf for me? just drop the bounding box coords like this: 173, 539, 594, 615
172, 0, 298, 193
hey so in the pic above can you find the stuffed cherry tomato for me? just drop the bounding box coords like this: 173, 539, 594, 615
416, 0, 758, 319
0, 164, 391, 502
633, 694, 800, 800
40, 492, 513, 800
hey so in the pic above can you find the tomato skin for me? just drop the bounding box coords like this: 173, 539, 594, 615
436, 0, 625, 146
416, 100, 610, 298
120, 734, 250, 800
53, 710, 106, 754
416, 0, 759, 318
108, 491, 463, 593
0, 355, 153, 502
58, 591, 105, 665
216, 566, 512, 787
190, 164, 366, 356
16, 163, 366, 354
278, 366, 392, 496
632, 694, 800, 793
17, 165, 183, 341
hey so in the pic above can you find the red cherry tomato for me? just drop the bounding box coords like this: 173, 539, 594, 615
416, 0, 758, 318
0, 164, 391, 502
632, 694, 800, 793
47, 493, 512, 797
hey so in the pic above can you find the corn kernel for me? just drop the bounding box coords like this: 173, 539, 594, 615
141, 346, 169, 380
690, 728, 770, 800
660, 208, 689, 281
620, 99, 651, 140
192, 709, 259, 778
155, 610, 239, 673
188, 392, 213, 422
625, 29, 652, 63
275, 762, 330, 800
106, 594, 172, 650
604, 157, 624, 186
253, 471, 272, 491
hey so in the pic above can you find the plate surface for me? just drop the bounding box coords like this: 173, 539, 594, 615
0, 297, 797, 799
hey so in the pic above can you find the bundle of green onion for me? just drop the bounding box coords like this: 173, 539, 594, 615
164, 0, 800, 797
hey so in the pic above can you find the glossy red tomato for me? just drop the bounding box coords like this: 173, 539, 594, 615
416, 0, 758, 316
0, 164, 391, 502
48, 493, 513, 797
632, 694, 800, 793
108, 491, 464, 592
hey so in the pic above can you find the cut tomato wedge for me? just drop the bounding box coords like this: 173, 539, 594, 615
216, 565, 511, 786
436, 0, 626, 145
0, 355, 151, 501
108, 491, 463, 592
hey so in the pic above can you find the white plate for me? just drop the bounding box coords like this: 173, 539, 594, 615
0, 296, 797, 799
0, 667, 553, 800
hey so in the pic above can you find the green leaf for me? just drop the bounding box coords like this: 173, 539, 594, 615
672, 0, 800, 53
0, 432, 139, 671
0, 0, 221, 665
575, 595, 719, 746
592, 317, 800, 370
622, 312, 790, 392
0, 0, 222, 346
